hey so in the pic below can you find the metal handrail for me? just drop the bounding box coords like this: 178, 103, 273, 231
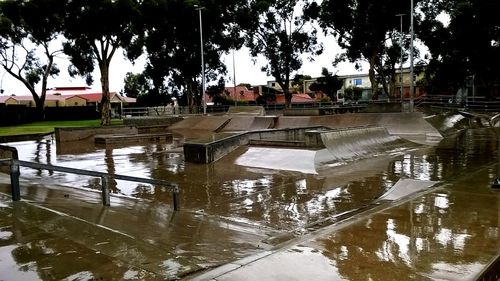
0, 159, 180, 210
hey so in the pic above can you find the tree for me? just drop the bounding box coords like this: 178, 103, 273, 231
242, 0, 322, 108
344, 86, 362, 101
291, 74, 312, 93
121, 72, 171, 107
133, 0, 245, 113
122, 72, 149, 99
319, 0, 416, 99
0, 0, 64, 118
206, 79, 227, 105
418, 0, 500, 98
309, 68, 343, 102
63, 0, 139, 125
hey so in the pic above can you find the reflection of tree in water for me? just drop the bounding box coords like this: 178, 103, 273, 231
33, 139, 53, 177
104, 147, 118, 193
317, 191, 499, 280
83, 148, 119, 194
392, 129, 499, 182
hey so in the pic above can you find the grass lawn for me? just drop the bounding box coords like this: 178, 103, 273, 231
0, 119, 123, 136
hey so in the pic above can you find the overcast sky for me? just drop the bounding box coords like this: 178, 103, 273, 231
0, 32, 364, 97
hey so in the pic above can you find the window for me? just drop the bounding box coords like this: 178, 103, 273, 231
271, 82, 275, 87
354, 79, 362, 86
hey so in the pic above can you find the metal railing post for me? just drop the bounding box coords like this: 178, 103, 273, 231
101, 176, 110, 206
10, 159, 20, 201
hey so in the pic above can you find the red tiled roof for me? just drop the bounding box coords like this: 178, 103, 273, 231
0, 92, 136, 104
274, 93, 315, 104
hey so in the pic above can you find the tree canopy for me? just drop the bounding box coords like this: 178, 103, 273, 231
63, 0, 139, 125
1, 0, 499, 118
319, 0, 417, 99
242, 0, 322, 108
0, 0, 65, 118
419, 0, 500, 97
309, 68, 343, 101
132, 0, 245, 112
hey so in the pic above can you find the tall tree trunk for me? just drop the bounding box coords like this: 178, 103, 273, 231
284, 92, 292, 108
388, 73, 396, 100
100, 62, 111, 126
368, 53, 378, 100
186, 79, 195, 114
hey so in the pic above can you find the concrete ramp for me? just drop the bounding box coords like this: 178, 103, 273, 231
379, 179, 437, 201
220, 116, 255, 132
274, 117, 313, 128
168, 116, 231, 131
227, 106, 265, 116
424, 112, 469, 136
250, 116, 276, 130
275, 113, 442, 145
221, 116, 276, 132
317, 127, 411, 164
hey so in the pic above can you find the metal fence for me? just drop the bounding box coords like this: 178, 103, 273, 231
122, 98, 500, 118
122, 102, 371, 117
0, 158, 180, 211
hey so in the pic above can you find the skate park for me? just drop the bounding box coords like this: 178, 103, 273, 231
1, 108, 500, 280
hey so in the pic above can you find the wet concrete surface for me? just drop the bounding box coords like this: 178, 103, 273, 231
0, 126, 499, 280
198, 165, 500, 280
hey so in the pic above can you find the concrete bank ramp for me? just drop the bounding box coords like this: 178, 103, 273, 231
424, 112, 470, 136
227, 106, 265, 116
378, 178, 437, 201
221, 116, 275, 132
236, 127, 419, 174
168, 115, 231, 131
316, 126, 416, 165
274, 113, 442, 145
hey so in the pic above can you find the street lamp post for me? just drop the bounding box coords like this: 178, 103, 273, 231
396, 13, 405, 110
195, 5, 206, 115
233, 49, 237, 106
409, 0, 415, 113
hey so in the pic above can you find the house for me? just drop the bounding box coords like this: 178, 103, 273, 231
0, 96, 18, 105
267, 68, 427, 102
223, 86, 259, 103
274, 93, 315, 104
0, 87, 136, 117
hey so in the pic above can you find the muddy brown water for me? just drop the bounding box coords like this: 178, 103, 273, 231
1, 128, 499, 280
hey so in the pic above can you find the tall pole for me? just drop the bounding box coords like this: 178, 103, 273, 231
196, 6, 206, 115
409, 0, 414, 113
396, 14, 405, 109
233, 49, 237, 106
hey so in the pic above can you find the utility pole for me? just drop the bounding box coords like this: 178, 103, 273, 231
396, 13, 405, 111
409, 0, 415, 113
195, 5, 206, 115
233, 49, 237, 106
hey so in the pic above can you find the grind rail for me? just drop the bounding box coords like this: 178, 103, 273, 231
0, 158, 180, 211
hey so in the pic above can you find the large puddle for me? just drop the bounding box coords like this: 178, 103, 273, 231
1, 128, 500, 279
